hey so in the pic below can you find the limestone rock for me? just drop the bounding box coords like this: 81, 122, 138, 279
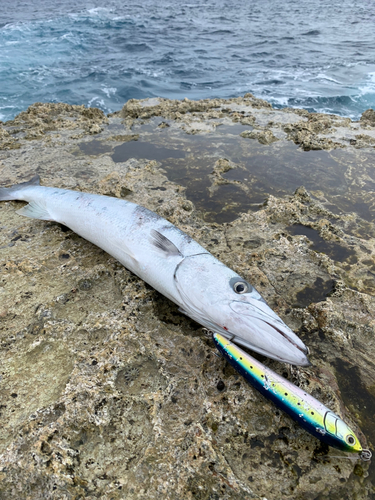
0, 95, 374, 500
240, 129, 279, 145
360, 108, 375, 126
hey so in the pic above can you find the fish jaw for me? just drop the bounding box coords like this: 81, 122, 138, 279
227, 299, 310, 366
178, 299, 310, 366
220, 330, 310, 367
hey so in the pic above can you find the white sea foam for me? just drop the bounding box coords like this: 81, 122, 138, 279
268, 96, 289, 106
61, 32, 77, 42
0, 103, 16, 122
86, 7, 113, 16
101, 86, 117, 98
358, 72, 375, 95
316, 73, 342, 85
88, 97, 106, 108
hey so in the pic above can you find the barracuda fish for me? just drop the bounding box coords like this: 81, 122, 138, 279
213, 332, 371, 459
0, 175, 310, 365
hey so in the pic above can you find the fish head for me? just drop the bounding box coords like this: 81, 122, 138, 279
174, 254, 310, 366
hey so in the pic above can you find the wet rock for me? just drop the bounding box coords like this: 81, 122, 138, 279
360, 108, 375, 126
119, 97, 221, 120
0, 125, 20, 150
240, 129, 279, 145
207, 158, 252, 202
5, 102, 109, 140
239, 115, 256, 126
106, 133, 139, 142
352, 134, 375, 148
243, 93, 273, 108
282, 115, 346, 151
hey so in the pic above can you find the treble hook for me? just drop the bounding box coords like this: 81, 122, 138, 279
321, 449, 372, 462
360, 449, 372, 462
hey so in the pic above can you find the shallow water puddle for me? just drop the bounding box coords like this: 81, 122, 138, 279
76, 120, 375, 226
109, 122, 375, 223
286, 224, 355, 262
78, 139, 112, 156
112, 140, 185, 162
294, 277, 335, 307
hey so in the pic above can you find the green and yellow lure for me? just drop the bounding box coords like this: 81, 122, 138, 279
213, 333, 371, 460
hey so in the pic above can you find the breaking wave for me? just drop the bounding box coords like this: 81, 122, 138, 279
1, 0, 374, 121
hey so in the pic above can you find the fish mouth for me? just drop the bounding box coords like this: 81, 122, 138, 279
263, 320, 309, 356
228, 300, 310, 366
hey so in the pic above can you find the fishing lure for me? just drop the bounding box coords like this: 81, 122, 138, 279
213, 333, 371, 460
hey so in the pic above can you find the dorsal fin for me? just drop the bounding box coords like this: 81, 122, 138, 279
150, 229, 182, 257
25, 175, 41, 186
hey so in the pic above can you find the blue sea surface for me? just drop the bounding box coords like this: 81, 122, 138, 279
1, 0, 375, 121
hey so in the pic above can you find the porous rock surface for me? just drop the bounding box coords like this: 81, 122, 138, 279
0, 97, 375, 499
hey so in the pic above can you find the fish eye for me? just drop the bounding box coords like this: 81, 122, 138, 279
233, 281, 248, 294
346, 435, 356, 446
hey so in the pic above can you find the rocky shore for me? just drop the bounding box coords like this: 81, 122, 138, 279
1, 95, 375, 499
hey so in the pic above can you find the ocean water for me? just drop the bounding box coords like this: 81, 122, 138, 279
1, 0, 375, 122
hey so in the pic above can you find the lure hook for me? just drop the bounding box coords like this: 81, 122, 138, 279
322, 449, 372, 462
360, 449, 372, 462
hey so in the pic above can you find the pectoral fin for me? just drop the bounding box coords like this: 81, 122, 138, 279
150, 229, 183, 257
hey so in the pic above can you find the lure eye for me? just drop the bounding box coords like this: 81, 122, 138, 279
233, 281, 248, 294
346, 435, 356, 446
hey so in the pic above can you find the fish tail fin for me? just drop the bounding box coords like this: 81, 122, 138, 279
0, 175, 52, 220
0, 175, 41, 201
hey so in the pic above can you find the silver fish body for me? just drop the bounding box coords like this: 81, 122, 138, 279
0, 176, 310, 366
